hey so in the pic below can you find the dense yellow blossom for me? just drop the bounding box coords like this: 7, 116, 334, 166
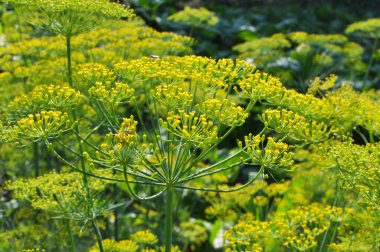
89, 239, 139, 252
6, 171, 105, 213
11, 110, 71, 141
8, 84, 81, 120
6, 0, 134, 36
88, 81, 134, 108
130, 230, 158, 245
161, 110, 219, 149
240, 134, 294, 169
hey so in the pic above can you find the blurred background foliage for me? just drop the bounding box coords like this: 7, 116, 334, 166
129, 0, 380, 90
129, 0, 378, 56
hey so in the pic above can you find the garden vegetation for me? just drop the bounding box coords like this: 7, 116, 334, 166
0, 1, 379, 252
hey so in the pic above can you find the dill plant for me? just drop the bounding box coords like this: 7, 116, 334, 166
168, 6, 218, 39
168, 6, 218, 28
1, 2, 380, 252
345, 18, 380, 88
2, 1, 133, 251
68, 56, 294, 251
3, 55, 295, 251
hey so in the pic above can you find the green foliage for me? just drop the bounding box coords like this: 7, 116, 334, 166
346, 18, 380, 39
168, 6, 218, 28
234, 32, 366, 90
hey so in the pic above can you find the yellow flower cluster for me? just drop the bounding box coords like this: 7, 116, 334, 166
236, 71, 284, 102
115, 116, 139, 147
153, 84, 193, 115
12, 111, 71, 141
168, 6, 219, 27
73, 21, 193, 59
237, 71, 380, 137
328, 209, 380, 251
278, 205, 343, 251
260, 109, 337, 143
76, 63, 116, 87
320, 142, 380, 214
90, 239, 139, 252
127, 39, 193, 59
0, 36, 64, 59
130, 230, 158, 245
6, 0, 134, 36
114, 56, 254, 91
326, 84, 380, 135
161, 110, 219, 149
200, 99, 248, 126
8, 0, 134, 18
240, 134, 294, 169
307, 74, 337, 95
8, 84, 80, 120
90, 230, 158, 252
13, 57, 69, 87
225, 204, 345, 252
0, 18, 193, 88
224, 219, 269, 252
6, 171, 105, 212
88, 81, 134, 108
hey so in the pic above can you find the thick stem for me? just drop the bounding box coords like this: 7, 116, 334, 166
165, 187, 174, 252
65, 220, 76, 252
66, 36, 73, 88
92, 220, 104, 252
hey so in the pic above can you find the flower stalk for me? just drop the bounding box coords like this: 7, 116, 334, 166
165, 187, 174, 252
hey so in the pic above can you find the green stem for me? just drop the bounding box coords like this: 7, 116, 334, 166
329, 223, 338, 248
369, 131, 375, 144
72, 110, 88, 185
92, 219, 104, 252
319, 180, 342, 252
175, 164, 264, 192
65, 220, 76, 252
364, 37, 378, 88
33, 141, 39, 177
113, 184, 119, 241
122, 164, 166, 200
66, 36, 73, 88
165, 187, 174, 252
